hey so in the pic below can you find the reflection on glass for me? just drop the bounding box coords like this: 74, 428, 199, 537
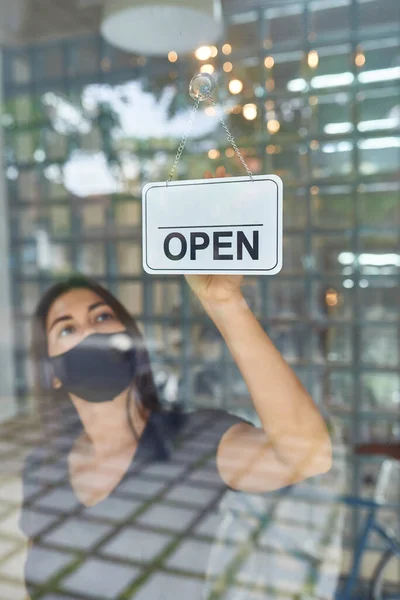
313, 234, 353, 274
116, 243, 141, 275
117, 282, 143, 316
361, 327, 398, 368
360, 282, 398, 321
312, 186, 353, 229
81, 204, 106, 231
153, 282, 180, 317
79, 244, 105, 276
361, 374, 399, 413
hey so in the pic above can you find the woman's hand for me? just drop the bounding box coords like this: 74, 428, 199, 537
184, 167, 243, 306
185, 274, 244, 305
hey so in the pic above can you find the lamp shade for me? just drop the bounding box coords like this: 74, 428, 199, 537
101, 0, 223, 56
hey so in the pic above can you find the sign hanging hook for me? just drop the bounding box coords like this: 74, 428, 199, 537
166, 73, 254, 185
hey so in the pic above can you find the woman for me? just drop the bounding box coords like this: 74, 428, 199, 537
20, 273, 332, 599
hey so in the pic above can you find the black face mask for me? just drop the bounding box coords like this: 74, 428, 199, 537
50, 332, 137, 403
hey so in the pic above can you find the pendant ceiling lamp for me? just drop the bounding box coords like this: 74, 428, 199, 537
101, 0, 223, 56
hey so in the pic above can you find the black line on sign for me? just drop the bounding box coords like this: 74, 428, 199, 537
158, 224, 264, 230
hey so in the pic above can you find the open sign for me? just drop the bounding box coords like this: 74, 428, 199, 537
142, 175, 283, 275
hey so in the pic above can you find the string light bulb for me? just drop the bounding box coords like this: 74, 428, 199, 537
267, 119, 280, 134
200, 64, 215, 74
223, 61, 233, 73
195, 46, 212, 61
355, 51, 366, 67
264, 56, 274, 69
243, 104, 257, 120
308, 50, 319, 69
222, 43, 232, 55
208, 149, 220, 159
229, 79, 243, 94
168, 51, 178, 63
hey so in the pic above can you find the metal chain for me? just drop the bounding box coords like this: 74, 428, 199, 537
167, 95, 201, 183
167, 93, 254, 183
210, 98, 254, 181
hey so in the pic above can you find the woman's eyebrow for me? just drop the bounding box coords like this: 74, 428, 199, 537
48, 314, 72, 334
87, 302, 108, 313
48, 302, 108, 333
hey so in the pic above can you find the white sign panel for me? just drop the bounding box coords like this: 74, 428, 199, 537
142, 174, 283, 275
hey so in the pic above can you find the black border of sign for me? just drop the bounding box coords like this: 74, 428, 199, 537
143, 177, 281, 272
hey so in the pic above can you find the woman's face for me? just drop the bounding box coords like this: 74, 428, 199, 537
46, 288, 126, 359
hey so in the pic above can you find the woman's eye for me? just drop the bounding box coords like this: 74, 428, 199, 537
59, 325, 75, 337
96, 312, 114, 323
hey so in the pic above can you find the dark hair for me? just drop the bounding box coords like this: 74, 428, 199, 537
30, 274, 161, 438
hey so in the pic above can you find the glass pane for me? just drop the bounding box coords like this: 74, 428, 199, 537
312, 233, 353, 274
50, 206, 71, 234
36, 46, 63, 79
311, 281, 353, 320
309, 2, 351, 43
242, 278, 261, 315
269, 323, 309, 363
361, 374, 399, 414
309, 92, 352, 136
358, 86, 399, 131
359, 137, 400, 176
15, 132, 36, 163
80, 125, 102, 152
268, 280, 307, 318
311, 140, 354, 179
312, 48, 352, 79
312, 186, 354, 229
267, 6, 304, 49
153, 282, 180, 317
361, 326, 399, 368
68, 40, 98, 75
359, 0, 399, 35
78, 243, 105, 276
18, 169, 42, 201
114, 201, 141, 228
15, 207, 41, 238
270, 143, 306, 184
282, 234, 307, 274
52, 244, 72, 274
81, 204, 106, 230
44, 129, 68, 160
359, 233, 399, 277
273, 56, 302, 93
117, 282, 143, 316
272, 96, 304, 136
325, 371, 354, 414
19, 243, 37, 275
106, 47, 136, 71
360, 280, 398, 322
226, 18, 260, 53
116, 242, 141, 275
14, 95, 33, 124
283, 188, 307, 230
20, 283, 40, 315
191, 323, 222, 360
358, 184, 400, 229
11, 52, 31, 84
315, 326, 353, 364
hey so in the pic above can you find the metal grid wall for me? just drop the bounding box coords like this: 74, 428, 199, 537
1, 0, 399, 554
